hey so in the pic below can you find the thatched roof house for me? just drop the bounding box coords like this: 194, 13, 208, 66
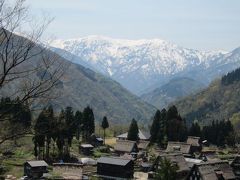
156, 153, 190, 179
114, 140, 138, 154
187, 161, 235, 180
138, 140, 150, 150
117, 130, 150, 141
166, 142, 192, 155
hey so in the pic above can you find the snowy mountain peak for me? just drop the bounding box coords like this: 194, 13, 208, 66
50, 36, 234, 94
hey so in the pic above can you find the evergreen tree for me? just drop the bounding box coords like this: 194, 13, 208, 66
101, 116, 109, 145
82, 106, 95, 141
127, 119, 139, 141
189, 122, 201, 137
150, 110, 161, 143
155, 158, 179, 180
75, 110, 82, 141
157, 109, 167, 146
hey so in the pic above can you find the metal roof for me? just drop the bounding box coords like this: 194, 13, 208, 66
26, 160, 48, 167
97, 157, 132, 166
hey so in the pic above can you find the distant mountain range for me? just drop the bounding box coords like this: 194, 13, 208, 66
50, 36, 240, 100
141, 77, 205, 109
0, 32, 156, 124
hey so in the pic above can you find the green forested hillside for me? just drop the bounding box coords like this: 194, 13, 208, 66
141, 77, 204, 109
174, 67, 240, 126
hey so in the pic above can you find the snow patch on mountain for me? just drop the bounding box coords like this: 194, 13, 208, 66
50, 36, 232, 94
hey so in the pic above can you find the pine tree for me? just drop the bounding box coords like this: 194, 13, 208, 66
189, 122, 201, 137
82, 106, 95, 142
150, 110, 161, 143
75, 111, 82, 141
102, 116, 109, 145
127, 119, 139, 141
155, 158, 179, 180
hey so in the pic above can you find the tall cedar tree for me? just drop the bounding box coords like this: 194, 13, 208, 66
155, 158, 179, 180
82, 106, 95, 142
102, 116, 109, 145
167, 106, 187, 141
127, 119, 139, 141
157, 109, 167, 146
65, 106, 75, 147
75, 111, 82, 141
150, 110, 161, 143
189, 122, 201, 137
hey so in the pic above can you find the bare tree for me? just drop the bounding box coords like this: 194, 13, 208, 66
0, 0, 67, 145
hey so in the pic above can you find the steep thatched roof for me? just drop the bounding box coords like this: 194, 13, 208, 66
138, 140, 150, 150
158, 153, 190, 173
187, 136, 200, 147
166, 142, 191, 154
192, 161, 235, 180
114, 140, 138, 153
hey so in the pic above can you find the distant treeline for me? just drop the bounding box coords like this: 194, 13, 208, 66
150, 105, 236, 147
222, 67, 240, 85
189, 120, 235, 147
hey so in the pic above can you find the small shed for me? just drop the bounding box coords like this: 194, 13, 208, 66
24, 160, 48, 179
187, 161, 236, 180
114, 140, 138, 155
97, 156, 134, 179
90, 134, 104, 147
80, 144, 94, 156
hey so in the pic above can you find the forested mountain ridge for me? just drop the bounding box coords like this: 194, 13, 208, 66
0, 31, 156, 124
141, 77, 205, 109
174, 67, 240, 126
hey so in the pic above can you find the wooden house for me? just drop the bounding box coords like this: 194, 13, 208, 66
187, 161, 235, 180
114, 139, 138, 155
80, 144, 94, 156
97, 156, 134, 179
117, 130, 150, 141
231, 155, 240, 178
24, 160, 48, 179
156, 153, 190, 179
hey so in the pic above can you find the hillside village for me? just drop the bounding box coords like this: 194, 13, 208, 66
1, 0, 240, 180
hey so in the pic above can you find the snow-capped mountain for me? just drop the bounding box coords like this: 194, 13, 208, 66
50, 36, 239, 95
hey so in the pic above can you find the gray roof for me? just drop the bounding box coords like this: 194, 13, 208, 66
195, 161, 235, 180
166, 141, 191, 154
114, 140, 138, 153
97, 157, 132, 166
26, 160, 48, 167
117, 130, 150, 140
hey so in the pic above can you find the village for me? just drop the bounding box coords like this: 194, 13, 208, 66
3, 130, 239, 180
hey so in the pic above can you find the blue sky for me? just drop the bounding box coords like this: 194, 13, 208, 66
27, 0, 240, 51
